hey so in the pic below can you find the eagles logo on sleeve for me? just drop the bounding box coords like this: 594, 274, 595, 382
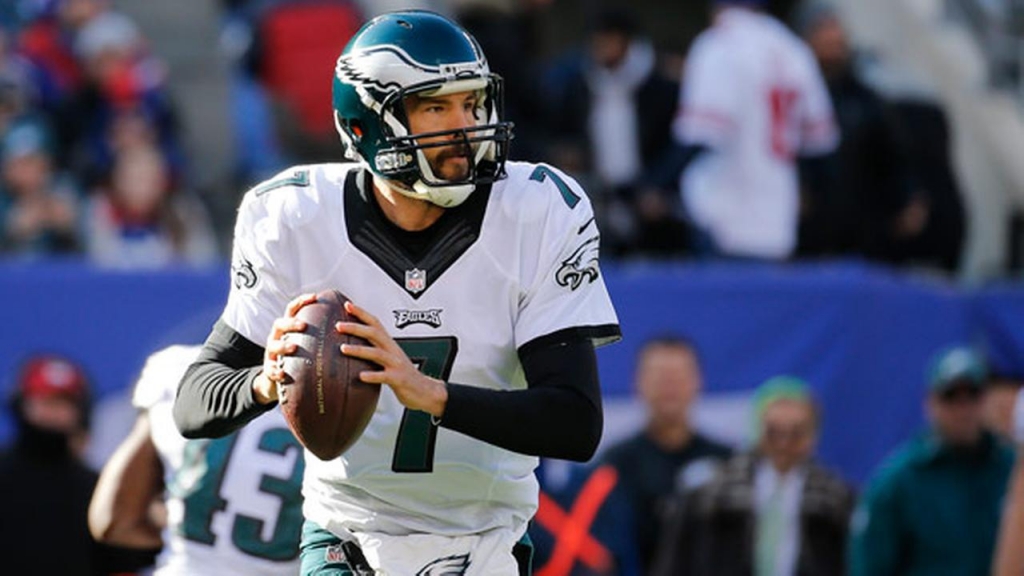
555, 235, 600, 291
231, 254, 258, 290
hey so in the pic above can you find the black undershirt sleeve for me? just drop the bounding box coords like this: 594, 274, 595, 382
174, 321, 605, 461
173, 319, 274, 439
440, 335, 603, 462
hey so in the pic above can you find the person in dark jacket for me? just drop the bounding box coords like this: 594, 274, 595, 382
653, 376, 855, 576
549, 8, 687, 257
0, 354, 153, 575
797, 4, 966, 271
795, 4, 918, 260
849, 346, 1015, 576
600, 335, 733, 573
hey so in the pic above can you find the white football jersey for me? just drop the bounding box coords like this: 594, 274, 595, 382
675, 7, 838, 258
134, 345, 303, 576
222, 161, 620, 538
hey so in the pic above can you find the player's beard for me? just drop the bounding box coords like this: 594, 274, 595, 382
431, 143, 472, 182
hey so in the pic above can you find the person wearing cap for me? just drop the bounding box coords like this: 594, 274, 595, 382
0, 355, 99, 574
652, 376, 854, 576
5, 354, 92, 452
0, 354, 156, 574
849, 346, 1014, 576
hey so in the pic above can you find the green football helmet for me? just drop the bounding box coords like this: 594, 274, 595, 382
332, 10, 513, 207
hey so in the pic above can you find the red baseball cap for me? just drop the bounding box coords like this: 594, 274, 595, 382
18, 356, 90, 402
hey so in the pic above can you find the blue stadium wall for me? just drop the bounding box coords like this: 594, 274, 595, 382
1, 260, 1022, 485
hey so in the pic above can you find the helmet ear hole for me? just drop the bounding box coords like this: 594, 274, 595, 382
341, 118, 364, 142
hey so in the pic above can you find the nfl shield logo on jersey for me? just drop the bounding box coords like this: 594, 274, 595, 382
324, 543, 346, 564
405, 268, 426, 294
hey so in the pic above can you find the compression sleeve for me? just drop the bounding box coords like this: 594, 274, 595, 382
173, 319, 273, 439
440, 335, 603, 462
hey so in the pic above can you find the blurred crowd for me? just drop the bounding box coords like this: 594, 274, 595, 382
530, 338, 1024, 576
0, 0, 982, 273
5, 335, 1019, 574
2, 2, 1023, 575
0, 0, 217, 267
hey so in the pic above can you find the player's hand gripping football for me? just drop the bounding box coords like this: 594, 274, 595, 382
336, 300, 448, 418
253, 293, 319, 405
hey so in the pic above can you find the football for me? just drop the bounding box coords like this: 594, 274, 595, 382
278, 289, 380, 460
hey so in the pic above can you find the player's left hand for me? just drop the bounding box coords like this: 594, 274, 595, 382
336, 301, 448, 418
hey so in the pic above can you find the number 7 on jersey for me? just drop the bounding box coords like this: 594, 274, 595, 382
392, 337, 458, 473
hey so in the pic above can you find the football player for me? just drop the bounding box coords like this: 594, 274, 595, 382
173, 10, 621, 575
89, 345, 304, 575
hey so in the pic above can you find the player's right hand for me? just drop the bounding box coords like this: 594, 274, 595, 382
253, 293, 318, 404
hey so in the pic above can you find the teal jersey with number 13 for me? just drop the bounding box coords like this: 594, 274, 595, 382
136, 345, 304, 576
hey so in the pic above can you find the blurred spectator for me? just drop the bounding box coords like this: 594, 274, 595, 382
796, 3, 965, 272
674, 0, 837, 260
457, 2, 551, 165
652, 376, 854, 576
0, 27, 35, 124
0, 354, 101, 575
0, 116, 82, 256
884, 99, 966, 272
550, 7, 685, 257
0, 79, 27, 136
65, 9, 184, 188
794, 3, 919, 261
218, 0, 287, 189
994, 458, 1024, 576
598, 335, 733, 573
849, 346, 1014, 576
243, 0, 362, 164
981, 370, 1024, 441
15, 0, 104, 116
993, 385, 1024, 576
84, 145, 218, 268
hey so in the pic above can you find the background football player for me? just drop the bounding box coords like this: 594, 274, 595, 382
89, 345, 304, 575
174, 10, 620, 575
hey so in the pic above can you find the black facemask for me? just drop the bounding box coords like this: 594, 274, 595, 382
14, 415, 74, 461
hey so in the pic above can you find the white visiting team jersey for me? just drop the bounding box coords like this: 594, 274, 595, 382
222, 161, 620, 538
675, 7, 838, 258
134, 345, 304, 576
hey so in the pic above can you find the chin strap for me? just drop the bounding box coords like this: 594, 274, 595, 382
374, 173, 475, 208
410, 180, 474, 208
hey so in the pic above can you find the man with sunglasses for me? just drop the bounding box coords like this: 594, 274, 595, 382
850, 346, 1014, 576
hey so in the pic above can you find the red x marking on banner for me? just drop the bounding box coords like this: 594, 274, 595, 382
534, 465, 618, 576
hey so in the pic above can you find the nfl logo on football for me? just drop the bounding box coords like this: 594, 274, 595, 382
405, 268, 426, 293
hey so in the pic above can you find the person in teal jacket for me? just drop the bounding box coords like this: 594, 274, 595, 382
849, 346, 1015, 576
